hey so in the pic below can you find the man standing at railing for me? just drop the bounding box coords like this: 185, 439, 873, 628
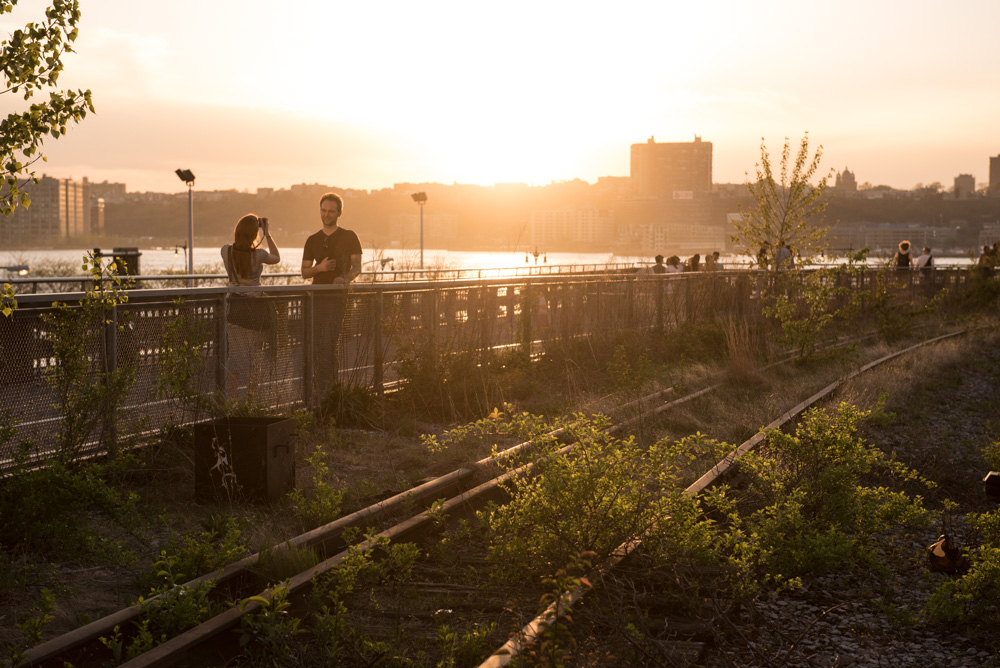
301, 193, 362, 402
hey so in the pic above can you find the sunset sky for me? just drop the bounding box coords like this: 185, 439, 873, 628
7, 0, 1000, 194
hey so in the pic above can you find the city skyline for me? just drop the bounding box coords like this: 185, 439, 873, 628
6, 0, 1000, 194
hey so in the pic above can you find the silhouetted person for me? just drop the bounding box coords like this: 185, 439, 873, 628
894, 240, 913, 269
222, 213, 281, 397
914, 246, 933, 270
301, 193, 362, 398
685, 254, 701, 272
775, 241, 793, 270
666, 255, 682, 273
651, 254, 666, 274
756, 246, 770, 271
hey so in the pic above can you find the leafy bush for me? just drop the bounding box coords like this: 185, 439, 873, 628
140, 515, 247, 589
710, 402, 932, 594
926, 509, 1000, 625
288, 445, 345, 530
0, 449, 140, 561
483, 414, 710, 577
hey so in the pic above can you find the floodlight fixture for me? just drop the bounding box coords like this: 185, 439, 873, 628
411, 192, 427, 268
2, 264, 29, 276
175, 168, 196, 284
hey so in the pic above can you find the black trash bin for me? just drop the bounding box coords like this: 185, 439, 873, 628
194, 417, 295, 502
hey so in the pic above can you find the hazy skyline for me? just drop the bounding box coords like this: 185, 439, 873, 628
7, 0, 1000, 194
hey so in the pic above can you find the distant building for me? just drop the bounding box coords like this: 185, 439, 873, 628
530, 206, 614, 247
828, 222, 957, 254
630, 135, 713, 199
1, 175, 86, 243
388, 212, 459, 245
990, 155, 1000, 193
89, 197, 105, 235
835, 167, 857, 192
84, 178, 127, 202
954, 174, 976, 199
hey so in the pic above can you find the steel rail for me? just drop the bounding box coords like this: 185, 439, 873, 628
16, 329, 941, 667
481, 328, 970, 667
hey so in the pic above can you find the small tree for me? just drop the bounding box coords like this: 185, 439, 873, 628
1, 0, 94, 214
733, 133, 832, 266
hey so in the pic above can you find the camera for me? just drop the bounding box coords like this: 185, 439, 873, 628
257, 216, 268, 228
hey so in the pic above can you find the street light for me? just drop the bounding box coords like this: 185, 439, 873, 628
411, 191, 427, 269
2, 264, 29, 276
175, 169, 195, 286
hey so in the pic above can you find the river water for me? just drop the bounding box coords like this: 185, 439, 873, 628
1, 247, 974, 277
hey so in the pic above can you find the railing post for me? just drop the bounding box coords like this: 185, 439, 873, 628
656, 277, 664, 334
103, 303, 118, 456
216, 293, 228, 396
522, 281, 533, 354
373, 290, 384, 396
304, 290, 315, 411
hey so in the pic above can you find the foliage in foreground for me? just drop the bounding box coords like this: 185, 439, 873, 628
483, 413, 716, 577
708, 402, 933, 595
926, 508, 1000, 626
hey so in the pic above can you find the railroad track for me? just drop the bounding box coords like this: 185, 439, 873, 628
15, 329, 968, 667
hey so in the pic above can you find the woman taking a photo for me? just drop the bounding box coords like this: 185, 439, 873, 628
221, 214, 281, 397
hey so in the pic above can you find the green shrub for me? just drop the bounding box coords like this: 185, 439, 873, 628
288, 445, 345, 530
711, 402, 931, 594
483, 414, 710, 577
926, 509, 1000, 625
0, 450, 140, 561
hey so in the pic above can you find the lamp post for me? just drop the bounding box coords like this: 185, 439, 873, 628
2, 264, 30, 276
175, 169, 196, 286
411, 191, 427, 269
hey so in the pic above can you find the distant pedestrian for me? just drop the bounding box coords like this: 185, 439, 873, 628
712, 251, 724, 271
894, 240, 913, 269
685, 254, 701, 272
775, 241, 794, 270
914, 246, 934, 270
665, 256, 682, 273
703, 253, 717, 271
756, 246, 770, 271
651, 254, 666, 274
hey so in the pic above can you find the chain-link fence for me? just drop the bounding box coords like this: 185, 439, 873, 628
0, 268, 979, 467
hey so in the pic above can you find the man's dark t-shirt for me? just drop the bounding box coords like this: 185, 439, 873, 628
302, 227, 362, 284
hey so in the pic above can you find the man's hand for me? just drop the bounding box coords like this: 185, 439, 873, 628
316, 258, 337, 273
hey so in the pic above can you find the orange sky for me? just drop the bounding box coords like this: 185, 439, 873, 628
7, 0, 1000, 194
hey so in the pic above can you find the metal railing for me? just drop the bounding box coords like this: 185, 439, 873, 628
0, 267, 978, 467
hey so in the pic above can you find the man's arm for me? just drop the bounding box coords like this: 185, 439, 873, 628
302, 258, 336, 279
333, 253, 362, 284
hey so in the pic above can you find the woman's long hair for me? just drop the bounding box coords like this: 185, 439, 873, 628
231, 214, 260, 279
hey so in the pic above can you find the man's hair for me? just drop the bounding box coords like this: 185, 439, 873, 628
655, 254, 664, 263
320, 192, 344, 213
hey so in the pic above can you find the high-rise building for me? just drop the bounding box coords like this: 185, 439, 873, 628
954, 174, 975, 199
990, 155, 1000, 192
630, 135, 713, 199
1, 175, 85, 243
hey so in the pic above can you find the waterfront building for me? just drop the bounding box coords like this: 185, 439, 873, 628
1, 175, 86, 243
954, 174, 976, 199
530, 205, 614, 248
990, 155, 1000, 194
630, 135, 713, 199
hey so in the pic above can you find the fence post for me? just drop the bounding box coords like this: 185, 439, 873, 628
304, 290, 314, 411
211, 295, 225, 397
522, 281, 533, 354
373, 290, 384, 396
103, 303, 118, 456
656, 278, 664, 333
